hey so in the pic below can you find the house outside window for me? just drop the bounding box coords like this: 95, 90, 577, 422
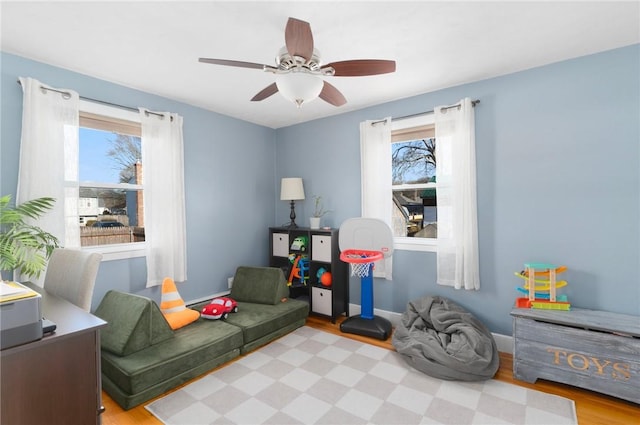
78, 100, 145, 260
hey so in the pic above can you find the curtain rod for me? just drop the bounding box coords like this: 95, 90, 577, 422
16, 79, 168, 119
372, 99, 480, 125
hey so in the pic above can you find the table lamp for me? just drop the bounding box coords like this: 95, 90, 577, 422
280, 177, 305, 228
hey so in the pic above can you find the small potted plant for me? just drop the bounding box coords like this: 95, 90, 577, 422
0, 195, 59, 280
310, 195, 330, 229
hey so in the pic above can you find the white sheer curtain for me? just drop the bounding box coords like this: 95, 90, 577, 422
17, 77, 80, 284
139, 109, 187, 287
434, 98, 480, 290
359, 118, 393, 279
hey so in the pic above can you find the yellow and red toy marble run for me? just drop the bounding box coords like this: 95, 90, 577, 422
514, 263, 570, 310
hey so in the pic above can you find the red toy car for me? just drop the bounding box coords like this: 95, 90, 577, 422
201, 297, 238, 320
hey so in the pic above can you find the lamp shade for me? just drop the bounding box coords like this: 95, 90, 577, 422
276, 73, 323, 107
280, 177, 305, 201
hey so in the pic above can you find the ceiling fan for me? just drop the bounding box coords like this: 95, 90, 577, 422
199, 17, 396, 107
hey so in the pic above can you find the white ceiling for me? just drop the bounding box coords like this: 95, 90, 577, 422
1, 1, 638, 129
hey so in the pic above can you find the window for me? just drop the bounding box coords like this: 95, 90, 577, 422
392, 124, 437, 238
362, 99, 479, 286
78, 100, 145, 259
359, 113, 438, 252
391, 114, 437, 252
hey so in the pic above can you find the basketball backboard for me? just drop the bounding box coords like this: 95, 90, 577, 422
339, 218, 393, 258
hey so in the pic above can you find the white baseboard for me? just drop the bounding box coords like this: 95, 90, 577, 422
348, 303, 514, 353
186, 291, 230, 307
492, 333, 514, 354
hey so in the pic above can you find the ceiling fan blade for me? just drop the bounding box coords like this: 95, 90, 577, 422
199, 58, 267, 70
251, 83, 279, 101
285, 17, 314, 60
323, 59, 396, 76
319, 81, 346, 107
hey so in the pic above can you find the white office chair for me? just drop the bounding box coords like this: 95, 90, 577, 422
43, 248, 103, 311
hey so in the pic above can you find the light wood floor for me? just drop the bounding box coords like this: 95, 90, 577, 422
102, 315, 639, 425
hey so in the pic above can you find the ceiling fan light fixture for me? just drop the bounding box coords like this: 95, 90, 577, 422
199, 17, 395, 108
276, 72, 323, 107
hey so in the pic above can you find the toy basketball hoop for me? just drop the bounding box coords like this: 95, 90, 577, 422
340, 249, 383, 279
338, 218, 394, 340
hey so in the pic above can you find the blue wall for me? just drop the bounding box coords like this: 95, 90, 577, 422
275, 44, 640, 335
1, 52, 277, 308
2, 45, 638, 335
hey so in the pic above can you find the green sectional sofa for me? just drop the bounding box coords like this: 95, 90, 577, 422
95, 266, 309, 410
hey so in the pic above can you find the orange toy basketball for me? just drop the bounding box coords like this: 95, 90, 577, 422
320, 271, 332, 287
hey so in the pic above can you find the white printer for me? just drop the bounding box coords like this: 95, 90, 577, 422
0, 281, 43, 350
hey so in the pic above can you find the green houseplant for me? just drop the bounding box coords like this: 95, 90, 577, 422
312, 195, 330, 218
0, 195, 59, 279
310, 195, 331, 229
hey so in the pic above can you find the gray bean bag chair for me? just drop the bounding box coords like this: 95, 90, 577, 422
392, 295, 499, 381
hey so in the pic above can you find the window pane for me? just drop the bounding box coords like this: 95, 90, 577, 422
79, 187, 145, 246
392, 139, 436, 184
79, 122, 144, 247
79, 127, 141, 184
391, 138, 437, 239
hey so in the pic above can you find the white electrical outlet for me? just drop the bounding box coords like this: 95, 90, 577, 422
227, 277, 234, 289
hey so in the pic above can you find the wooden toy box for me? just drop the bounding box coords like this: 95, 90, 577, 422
511, 308, 640, 404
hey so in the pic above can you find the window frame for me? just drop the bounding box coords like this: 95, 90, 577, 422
78, 100, 145, 261
391, 113, 437, 253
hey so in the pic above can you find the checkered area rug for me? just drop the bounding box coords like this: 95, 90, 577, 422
146, 326, 577, 425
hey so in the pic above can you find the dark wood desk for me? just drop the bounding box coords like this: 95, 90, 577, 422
1, 283, 107, 425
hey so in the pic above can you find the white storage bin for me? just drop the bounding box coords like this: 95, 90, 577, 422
272, 233, 289, 257
311, 287, 332, 316
311, 235, 332, 262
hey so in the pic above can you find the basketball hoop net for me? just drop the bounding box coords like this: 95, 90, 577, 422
340, 249, 383, 279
